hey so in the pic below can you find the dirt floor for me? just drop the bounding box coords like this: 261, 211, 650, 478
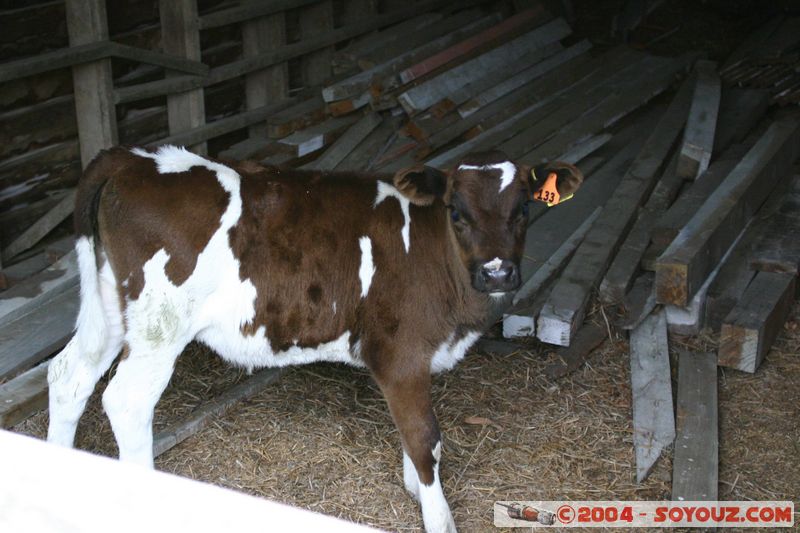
11, 1, 800, 531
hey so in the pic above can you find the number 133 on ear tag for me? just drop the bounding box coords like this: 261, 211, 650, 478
532, 171, 561, 206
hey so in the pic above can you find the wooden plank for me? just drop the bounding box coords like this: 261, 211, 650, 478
65, 0, 118, 167
543, 324, 606, 380
619, 272, 656, 331
0, 361, 49, 428
267, 95, 327, 139
356, 8, 481, 69
0, 250, 78, 329
242, 6, 289, 138
336, 115, 400, 171
457, 40, 591, 118
159, 0, 206, 154
655, 118, 800, 307
322, 12, 503, 103
298, 1, 335, 87
704, 176, 794, 330
398, 17, 572, 114
277, 116, 359, 157
503, 207, 601, 338
150, 98, 300, 149
630, 309, 675, 483
677, 60, 721, 179
0, 285, 78, 382
537, 85, 694, 347
432, 41, 564, 113
153, 368, 284, 457
2, 190, 75, 262
303, 113, 382, 170
334, 12, 443, 68
749, 179, 800, 273
397, 7, 548, 85
199, 0, 318, 29
114, 1, 462, 105
718, 271, 795, 373
598, 152, 682, 304
672, 350, 718, 501
518, 53, 695, 164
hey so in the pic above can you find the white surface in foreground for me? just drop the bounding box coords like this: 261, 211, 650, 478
0, 429, 381, 533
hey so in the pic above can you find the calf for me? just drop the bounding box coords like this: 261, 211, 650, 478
47, 145, 582, 533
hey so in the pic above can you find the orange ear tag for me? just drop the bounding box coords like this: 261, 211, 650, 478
533, 171, 561, 206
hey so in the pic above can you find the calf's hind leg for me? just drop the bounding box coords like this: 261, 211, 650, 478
372, 369, 457, 533
102, 342, 186, 467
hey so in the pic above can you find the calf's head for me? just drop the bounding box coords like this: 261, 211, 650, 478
394, 151, 583, 294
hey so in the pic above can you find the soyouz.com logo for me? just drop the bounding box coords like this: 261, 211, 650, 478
493, 501, 794, 528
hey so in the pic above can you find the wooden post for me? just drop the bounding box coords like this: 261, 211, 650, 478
159, 0, 207, 154
65, 0, 118, 167
242, 4, 289, 138
299, 1, 335, 87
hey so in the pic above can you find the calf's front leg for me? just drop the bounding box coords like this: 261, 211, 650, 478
373, 371, 457, 533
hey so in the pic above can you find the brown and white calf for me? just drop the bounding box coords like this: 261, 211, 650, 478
47, 145, 582, 533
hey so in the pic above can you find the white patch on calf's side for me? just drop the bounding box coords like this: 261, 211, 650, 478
358, 236, 376, 298
430, 331, 480, 373
375, 181, 412, 253
458, 161, 517, 193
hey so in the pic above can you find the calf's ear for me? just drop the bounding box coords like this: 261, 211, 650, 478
393, 164, 448, 206
532, 161, 584, 199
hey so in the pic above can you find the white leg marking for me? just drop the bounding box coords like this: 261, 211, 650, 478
458, 161, 517, 193
417, 442, 457, 533
430, 331, 480, 373
358, 236, 376, 298
102, 345, 184, 467
375, 181, 412, 253
403, 450, 420, 500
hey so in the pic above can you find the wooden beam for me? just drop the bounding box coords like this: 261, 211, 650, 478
336, 115, 400, 171
398, 17, 571, 114
537, 84, 694, 347
672, 350, 718, 501
518, 52, 695, 164
268, 95, 327, 139
150, 98, 300, 149
458, 40, 591, 119
503, 207, 600, 338
159, 0, 206, 154
749, 178, 800, 273
0, 361, 49, 429
677, 60, 721, 179
322, 12, 502, 103
1, 190, 76, 262
303, 113, 382, 170
543, 324, 606, 380
65, 0, 118, 167
153, 368, 284, 457
115, 1, 487, 105
718, 271, 795, 373
199, 0, 318, 30
299, 1, 335, 87
397, 7, 547, 86
655, 118, 800, 307
277, 116, 359, 157
0, 285, 78, 382
242, 6, 289, 138
630, 309, 675, 483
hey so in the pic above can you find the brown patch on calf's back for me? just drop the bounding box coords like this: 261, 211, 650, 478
96, 149, 228, 301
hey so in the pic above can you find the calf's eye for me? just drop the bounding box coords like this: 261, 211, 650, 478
451, 208, 461, 222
